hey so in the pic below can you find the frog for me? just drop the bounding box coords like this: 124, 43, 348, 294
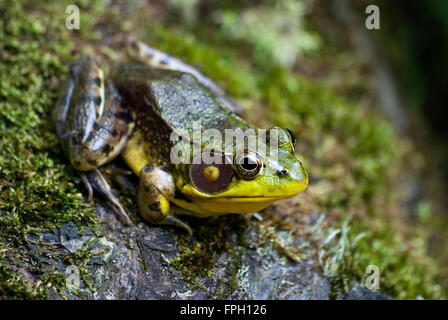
53, 41, 308, 234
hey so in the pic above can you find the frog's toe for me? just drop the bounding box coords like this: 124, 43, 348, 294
108, 195, 132, 226
79, 172, 94, 203
159, 216, 193, 236
85, 169, 132, 226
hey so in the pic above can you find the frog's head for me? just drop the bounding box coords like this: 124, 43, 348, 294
176, 126, 308, 215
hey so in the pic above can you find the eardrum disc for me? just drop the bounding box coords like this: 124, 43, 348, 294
189, 153, 235, 194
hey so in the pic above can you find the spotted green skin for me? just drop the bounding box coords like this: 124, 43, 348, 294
111, 62, 252, 169
53, 50, 308, 230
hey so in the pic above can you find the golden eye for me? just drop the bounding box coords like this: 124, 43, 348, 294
235, 151, 263, 180
203, 165, 220, 182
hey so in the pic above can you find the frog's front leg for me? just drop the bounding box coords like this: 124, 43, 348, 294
139, 164, 192, 235
53, 55, 133, 225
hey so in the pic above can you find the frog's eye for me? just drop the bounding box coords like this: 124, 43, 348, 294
285, 128, 296, 146
189, 154, 234, 194
234, 151, 263, 180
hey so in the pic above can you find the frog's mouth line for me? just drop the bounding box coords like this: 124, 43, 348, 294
198, 195, 295, 202
184, 185, 308, 202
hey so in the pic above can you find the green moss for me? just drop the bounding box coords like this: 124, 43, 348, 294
63, 238, 97, 293
0, 0, 95, 298
0, 249, 45, 299
314, 217, 446, 299
170, 217, 236, 289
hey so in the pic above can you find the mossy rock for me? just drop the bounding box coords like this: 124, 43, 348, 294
1, 0, 446, 299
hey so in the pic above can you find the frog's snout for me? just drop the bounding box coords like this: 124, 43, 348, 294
285, 160, 309, 193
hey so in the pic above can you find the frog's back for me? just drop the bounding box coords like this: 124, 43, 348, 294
111, 63, 251, 135
113, 62, 252, 172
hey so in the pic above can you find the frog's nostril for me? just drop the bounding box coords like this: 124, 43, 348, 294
278, 169, 288, 177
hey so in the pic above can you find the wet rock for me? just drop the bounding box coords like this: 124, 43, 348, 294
339, 287, 392, 300
25, 205, 331, 300
60, 222, 94, 253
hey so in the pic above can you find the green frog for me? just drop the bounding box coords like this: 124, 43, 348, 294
53, 41, 308, 234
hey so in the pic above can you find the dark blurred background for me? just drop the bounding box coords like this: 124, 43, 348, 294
318, 0, 448, 184
379, 0, 448, 138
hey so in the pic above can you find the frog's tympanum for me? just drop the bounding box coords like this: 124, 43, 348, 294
53, 42, 308, 234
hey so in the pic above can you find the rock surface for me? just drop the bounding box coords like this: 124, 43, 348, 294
30, 202, 332, 300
